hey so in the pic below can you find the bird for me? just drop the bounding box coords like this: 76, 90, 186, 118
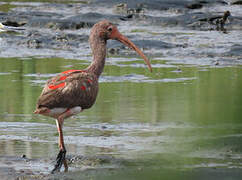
187, 11, 231, 32
214, 11, 231, 32
201, 11, 231, 31
34, 20, 152, 173
0, 22, 25, 32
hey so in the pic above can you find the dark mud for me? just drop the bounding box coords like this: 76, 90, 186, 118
2, 153, 242, 180
0, 154, 127, 180
0, 0, 241, 64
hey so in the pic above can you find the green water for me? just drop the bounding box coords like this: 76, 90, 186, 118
0, 57, 242, 179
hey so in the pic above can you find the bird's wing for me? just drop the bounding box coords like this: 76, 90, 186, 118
36, 70, 98, 110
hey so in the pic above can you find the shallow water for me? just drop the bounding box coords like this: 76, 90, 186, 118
0, 57, 242, 179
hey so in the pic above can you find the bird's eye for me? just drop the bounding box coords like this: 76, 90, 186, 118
107, 27, 112, 32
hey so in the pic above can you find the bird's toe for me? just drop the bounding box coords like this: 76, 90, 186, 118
51, 149, 67, 174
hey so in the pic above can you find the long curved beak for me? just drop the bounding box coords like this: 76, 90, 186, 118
0, 23, 25, 32
112, 29, 152, 72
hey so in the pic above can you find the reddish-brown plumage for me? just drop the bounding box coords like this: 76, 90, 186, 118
35, 70, 98, 113
34, 20, 152, 173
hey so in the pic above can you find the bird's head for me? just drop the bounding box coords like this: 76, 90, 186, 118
91, 20, 152, 72
224, 11, 231, 17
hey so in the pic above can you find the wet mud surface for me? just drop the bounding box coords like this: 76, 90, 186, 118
0, 0, 242, 64
0, 154, 126, 180
0, 0, 242, 179
1, 119, 242, 179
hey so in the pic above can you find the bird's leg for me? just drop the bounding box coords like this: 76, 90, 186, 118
51, 117, 67, 174
51, 107, 82, 174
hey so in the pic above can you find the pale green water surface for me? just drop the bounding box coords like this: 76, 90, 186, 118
0, 57, 242, 179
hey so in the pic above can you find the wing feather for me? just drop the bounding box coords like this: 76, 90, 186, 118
36, 71, 98, 110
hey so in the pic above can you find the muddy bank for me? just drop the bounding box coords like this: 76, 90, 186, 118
1, 154, 242, 180
0, 154, 126, 180
0, 0, 241, 65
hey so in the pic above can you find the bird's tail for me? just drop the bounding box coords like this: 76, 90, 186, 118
33, 107, 49, 114
33, 109, 40, 114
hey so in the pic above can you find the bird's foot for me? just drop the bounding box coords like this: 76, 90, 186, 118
51, 149, 67, 174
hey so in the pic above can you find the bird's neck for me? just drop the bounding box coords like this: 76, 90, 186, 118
86, 36, 107, 78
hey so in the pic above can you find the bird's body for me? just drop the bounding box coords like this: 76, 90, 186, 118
35, 69, 98, 118
34, 20, 152, 173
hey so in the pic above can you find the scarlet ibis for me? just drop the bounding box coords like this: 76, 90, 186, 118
34, 20, 152, 173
